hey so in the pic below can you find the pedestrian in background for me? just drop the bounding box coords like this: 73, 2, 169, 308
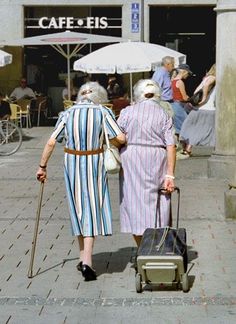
36, 82, 125, 281
117, 79, 176, 247
171, 64, 193, 137
152, 56, 175, 117
179, 64, 216, 156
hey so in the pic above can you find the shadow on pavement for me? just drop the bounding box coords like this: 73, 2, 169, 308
22, 133, 35, 141
29, 257, 79, 278
93, 247, 135, 275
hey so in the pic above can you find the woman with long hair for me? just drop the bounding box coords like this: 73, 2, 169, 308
179, 64, 216, 156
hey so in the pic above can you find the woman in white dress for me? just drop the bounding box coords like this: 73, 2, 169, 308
179, 64, 216, 156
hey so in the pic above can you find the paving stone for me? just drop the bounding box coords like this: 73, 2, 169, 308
0, 127, 236, 323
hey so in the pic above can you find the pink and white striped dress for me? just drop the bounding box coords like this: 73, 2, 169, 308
117, 99, 176, 235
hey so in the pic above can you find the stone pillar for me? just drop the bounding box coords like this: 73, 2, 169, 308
208, 0, 236, 218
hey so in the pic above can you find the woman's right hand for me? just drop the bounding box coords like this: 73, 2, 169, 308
163, 178, 175, 193
36, 168, 47, 183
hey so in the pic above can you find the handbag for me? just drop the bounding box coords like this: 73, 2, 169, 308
100, 106, 121, 174
188, 88, 203, 106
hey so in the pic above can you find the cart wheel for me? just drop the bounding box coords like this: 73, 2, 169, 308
135, 273, 142, 293
182, 273, 189, 292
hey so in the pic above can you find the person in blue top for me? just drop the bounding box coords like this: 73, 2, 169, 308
152, 56, 175, 117
36, 82, 125, 281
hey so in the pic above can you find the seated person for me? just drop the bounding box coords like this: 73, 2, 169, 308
179, 64, 216, 157
10, 78, 36, 101
62, 78, 78, 101
106, 76, 121, 100
112, 89, 130, 117
0, 92, 11, 120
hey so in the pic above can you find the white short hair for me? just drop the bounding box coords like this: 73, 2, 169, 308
77, 81, 108, 104
133, 79, 161, 102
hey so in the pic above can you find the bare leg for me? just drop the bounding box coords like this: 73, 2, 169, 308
133, 235, 142, 247
77, 235, 84, 262
83, 236, 95, 267
180, 140, 186, 151
185, 144, 192, 153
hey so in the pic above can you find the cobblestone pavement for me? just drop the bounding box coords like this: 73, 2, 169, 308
0, 127, 235, 324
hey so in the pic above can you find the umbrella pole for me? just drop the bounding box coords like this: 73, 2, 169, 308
67, 44, 71, 101
27, 181, 45, 278
129, 73, 133, 103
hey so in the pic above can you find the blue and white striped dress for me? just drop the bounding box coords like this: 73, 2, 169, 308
117, 100, 176, 235
50, 100, 122, 237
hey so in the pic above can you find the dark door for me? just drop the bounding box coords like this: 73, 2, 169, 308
150, 6, 216, 93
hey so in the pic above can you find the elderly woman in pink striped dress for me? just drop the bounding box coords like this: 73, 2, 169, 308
117, 79, 176, 247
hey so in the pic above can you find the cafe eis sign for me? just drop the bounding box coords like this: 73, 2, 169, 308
39, 16, 108, 29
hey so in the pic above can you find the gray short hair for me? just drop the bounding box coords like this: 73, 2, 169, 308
162, 56, 175, 65
133, 79, 161, 102
77, 81, 108, 104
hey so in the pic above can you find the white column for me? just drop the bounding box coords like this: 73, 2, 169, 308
208, 0, 236, 218
208, 0, 236, 181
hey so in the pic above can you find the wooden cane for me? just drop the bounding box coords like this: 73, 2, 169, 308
27, 181, 45, 278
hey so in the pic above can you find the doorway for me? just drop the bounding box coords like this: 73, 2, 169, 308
149, 6, 216, 93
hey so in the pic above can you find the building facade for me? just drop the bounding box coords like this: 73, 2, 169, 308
0, 0, 217, 95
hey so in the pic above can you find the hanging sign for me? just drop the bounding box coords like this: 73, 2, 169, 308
131, 3, 139, 33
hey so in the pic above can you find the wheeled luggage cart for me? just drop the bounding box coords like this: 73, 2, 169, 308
135, 187, 189, 293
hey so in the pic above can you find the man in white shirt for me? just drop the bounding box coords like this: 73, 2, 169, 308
10, 78, 36, 101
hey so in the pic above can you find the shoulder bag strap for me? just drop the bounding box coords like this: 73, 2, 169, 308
99, 105, 110, 149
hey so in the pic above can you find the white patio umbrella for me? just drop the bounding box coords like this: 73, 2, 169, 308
0, 31, 125, 99
0, 49, 12, 67
73, 41, 186, 101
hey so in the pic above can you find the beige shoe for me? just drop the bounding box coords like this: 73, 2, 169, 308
176, 152, 190, 160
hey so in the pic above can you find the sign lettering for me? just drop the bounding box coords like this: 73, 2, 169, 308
38, 16, 108, 29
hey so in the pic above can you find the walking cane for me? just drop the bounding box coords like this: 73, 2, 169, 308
28, 181, 45, 278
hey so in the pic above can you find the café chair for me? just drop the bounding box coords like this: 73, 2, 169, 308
103, 103, 113, 110
63, 100, 75, 109
16, 98, 32, 128
30, 96, 49, 126
36, 99, 48, 126
10, 104, 22, 127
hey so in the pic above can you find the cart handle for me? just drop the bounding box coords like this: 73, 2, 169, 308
157, 186, 180, 228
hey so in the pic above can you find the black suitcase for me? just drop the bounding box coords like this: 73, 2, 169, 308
135, 187, 189, 293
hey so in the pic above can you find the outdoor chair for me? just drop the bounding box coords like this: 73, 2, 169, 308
30, 96, 49, 126
103, 103, 113, 110
10, 103, 22, 126
36, 98, 49, 126
63, 100, 75, 109
16, 98, 32, 128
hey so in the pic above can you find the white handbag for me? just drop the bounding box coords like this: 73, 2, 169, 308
100, 106, 121, 174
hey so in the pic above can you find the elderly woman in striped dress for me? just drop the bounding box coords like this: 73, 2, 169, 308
36, 82, 125, 281
117, 79, 176, 247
